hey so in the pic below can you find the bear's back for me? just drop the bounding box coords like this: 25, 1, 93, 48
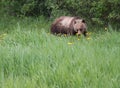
59, 16, 74, 28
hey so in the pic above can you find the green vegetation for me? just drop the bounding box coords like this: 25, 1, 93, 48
1, 0, 120, 25
0, 0, 120, 87
0, 17, 120, 88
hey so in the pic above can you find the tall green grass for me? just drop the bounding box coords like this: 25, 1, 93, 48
0, 17, 120, 88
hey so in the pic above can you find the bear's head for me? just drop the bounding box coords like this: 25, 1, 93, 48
73, 19, 87, 36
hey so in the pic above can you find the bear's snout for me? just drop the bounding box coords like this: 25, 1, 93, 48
77, 30, 81, 36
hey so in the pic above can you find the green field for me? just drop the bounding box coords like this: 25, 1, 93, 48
0, 17, 120, 88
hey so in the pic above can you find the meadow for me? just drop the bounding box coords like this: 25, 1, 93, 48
0, 17, 120, 88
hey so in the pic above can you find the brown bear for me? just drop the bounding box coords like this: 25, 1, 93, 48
50, 16, 87, 36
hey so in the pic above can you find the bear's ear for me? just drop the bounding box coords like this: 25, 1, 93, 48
82, 19, 85, 23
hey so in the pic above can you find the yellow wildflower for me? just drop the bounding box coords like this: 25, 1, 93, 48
68, 42, 73, 45
105, 27, 108, 31
64, 34, 67, 36
87, 32, 92, 35
76, 33, 78, 36
0, 33, 7, 40
2, 33, 7, 36
86, 37, 91, 40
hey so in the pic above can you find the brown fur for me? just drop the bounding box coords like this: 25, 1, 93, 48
50, 16, 87, 36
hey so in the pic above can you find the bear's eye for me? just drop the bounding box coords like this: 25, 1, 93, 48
74, 21, 76, 24
80, 29, 82, 31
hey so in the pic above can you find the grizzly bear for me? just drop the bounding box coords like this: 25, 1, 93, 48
50, 16, 87, 36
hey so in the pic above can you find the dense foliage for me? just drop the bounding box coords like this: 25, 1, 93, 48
1, 0, 120, 24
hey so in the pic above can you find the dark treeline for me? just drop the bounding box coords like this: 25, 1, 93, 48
1, 0, 120, 25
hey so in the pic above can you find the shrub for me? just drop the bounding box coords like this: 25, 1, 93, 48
1, 0, 120, 25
